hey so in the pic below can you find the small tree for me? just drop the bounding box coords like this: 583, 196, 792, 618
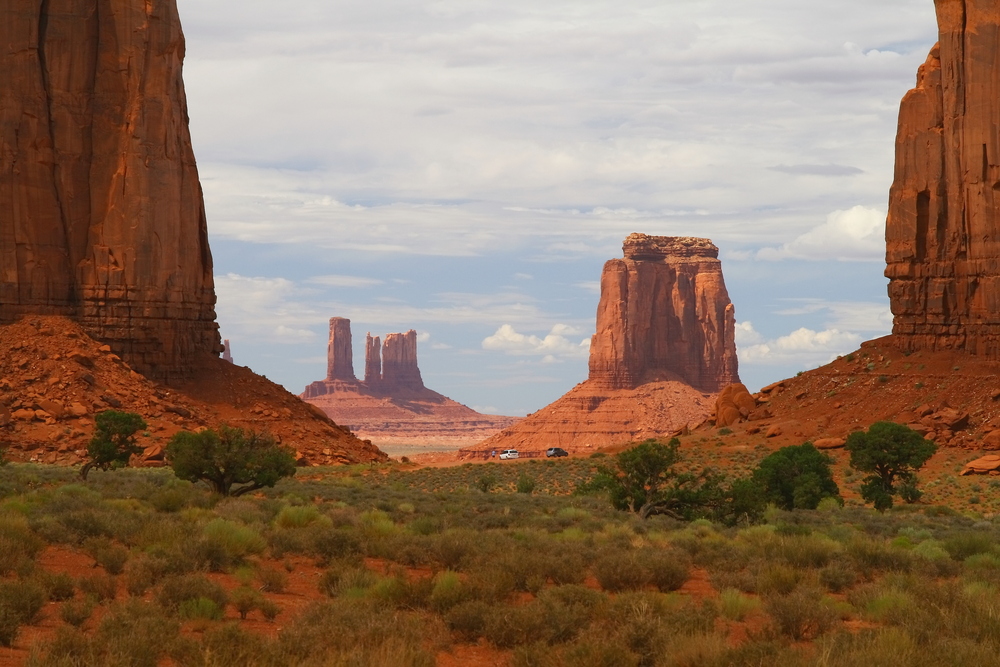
752, 443, 841, 510
166, 425, 296, 496
846, 421, 936, 511
81, 410, 147, 480
580, 438, 725, 520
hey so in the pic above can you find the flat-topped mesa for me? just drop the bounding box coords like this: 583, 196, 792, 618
326, 318, 356, 382
589, 234, 739, 392
885, 1, 1000, 357
0, 0, 221, 379
623, 234, 720, 261
364, 333, 382, 386
381, 330, 425, 391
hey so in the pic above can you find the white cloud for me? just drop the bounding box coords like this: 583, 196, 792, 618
772, 299, 892, 333
482, 324, 591, 359
416, 332, 431, 343
306, 274, 384, 288
735, 321, 764, 346
756, 206, 886, 262
739, 327, 861, 365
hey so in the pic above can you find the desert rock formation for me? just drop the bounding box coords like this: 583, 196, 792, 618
475, 235, 738, 455
886, 0, 1000, 358
590, 234, 739, 392
1, 0, 221, 380
302, 319, 517, 446
0, 317, 386, 466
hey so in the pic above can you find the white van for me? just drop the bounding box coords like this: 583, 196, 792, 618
499, 449, 519, 460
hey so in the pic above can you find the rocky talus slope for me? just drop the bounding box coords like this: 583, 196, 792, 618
0, 317, 386, 466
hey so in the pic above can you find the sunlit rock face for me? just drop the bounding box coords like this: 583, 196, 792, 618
589, 234, 740, 393
886, 0, 1000, 357
0, 0, 221, 379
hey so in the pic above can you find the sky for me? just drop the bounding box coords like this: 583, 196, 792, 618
175, 0, 940, 417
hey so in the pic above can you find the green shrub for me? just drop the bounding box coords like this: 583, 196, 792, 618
819, 563, 857, 593
122, 555, 162, 597
641, 549, 690, 592
44, 572, 76, 601
429, 571, 466, 612
0, 514, 44, 574
84, 537, 129, 575
483, 601, 549, 648
179, 596, 224, 621
718, 588, 760, 621
259, 597, 280, 622
257, 566, 288, 593
944, 533, 995, 561
516, 475, 536, 495
275, 504, 327, 529
156, 574, 228, 612
230, 586, 264, 620
755, 563, 801, 596
0, 579, 46, 625
197, 518, 266, 570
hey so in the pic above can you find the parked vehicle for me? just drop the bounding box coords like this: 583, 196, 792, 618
546, 447, 568, 458
499, 449, 519, 460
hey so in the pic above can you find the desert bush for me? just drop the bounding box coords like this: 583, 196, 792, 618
819, 562, 857, 593
0, 513, 44, 575
257, 565, 288, 593
755, 563, 802, 596
718, 588, 760, 621
640, 549, 690, 592
848, 537, 914, 579
776, 533, 841, 569
59, 597, 95, 627
429, 570, 466, 612
156, 574, 227, 613
43, 572, 75, 601
0, 579, 46, 630
179, 596, 224, 622
483, 601, 550, 648
446, 599, 492, 641
275, 504, 328, 530
537, 585, 605, 644
516, 474, 536, 495
195, 518, 266, 570
594, 551, 650, 592
83, 537, 129, 575
258, 597, 280, 622
766, 587, 838, 640
318, 563, 377, 598
944, 532, 995, 561
312, 527, 362, 564
77, 573, 117, 603
122, 555, 163, 597
230, 586, 264, 620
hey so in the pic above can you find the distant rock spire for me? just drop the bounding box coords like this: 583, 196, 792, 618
364, 333, 382, 386
326, 318, 356, 381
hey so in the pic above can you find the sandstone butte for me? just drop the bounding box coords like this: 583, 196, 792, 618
0, 1, 383, 464
301, 318, 519, 446
696, 0, 1000, 457
471, 234, 740, 456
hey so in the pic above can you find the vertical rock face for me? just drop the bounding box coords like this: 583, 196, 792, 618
326, 318, 355, 381
588, 234, 740, 392
886, 0, 1000, 357
364, 333, 381, 386
381, 330, 425, 391
0, 0, 221, 379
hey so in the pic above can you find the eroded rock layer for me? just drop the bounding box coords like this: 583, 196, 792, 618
0, 0, 221, 379
886, 0, 1000, 357
302, 319, 517, 446
590, 234, 739, 392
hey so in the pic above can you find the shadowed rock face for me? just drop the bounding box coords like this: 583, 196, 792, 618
589, 234, 740, 392
326, 318, 356, 381
381, 330, 424, 392
886, 0, 1000, 357
364, 333, 382, 386
0, 0, 221, 379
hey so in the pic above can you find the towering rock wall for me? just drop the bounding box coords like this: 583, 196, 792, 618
381, 330, 425, 392
589, 234, 740, 392
886, 0, 1000, 357
364, 333, 381, 386
326, 318, 356, 381
0, 0, 221, 379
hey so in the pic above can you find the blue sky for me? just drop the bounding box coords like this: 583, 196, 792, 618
175, 0, 938, 416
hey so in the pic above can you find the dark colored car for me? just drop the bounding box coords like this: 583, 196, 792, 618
546, 447, 568, 458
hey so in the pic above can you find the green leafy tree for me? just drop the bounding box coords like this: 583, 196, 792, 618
81, 410, 147, 480
845, 421, 936, 511
752, 443, 841, 510
580, 438, 726, 520
166, 425, 296, 496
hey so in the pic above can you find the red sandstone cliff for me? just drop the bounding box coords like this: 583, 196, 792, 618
475, 235, 738, 454
0, 0, 221, 380
590, 234, 739, 392
302, 319, 518, 446
886, 0, 1000, 357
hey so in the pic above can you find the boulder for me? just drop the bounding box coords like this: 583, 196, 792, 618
962, 455, 1000, 476
715, 383, 756, 427
813, 437, 846, 450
